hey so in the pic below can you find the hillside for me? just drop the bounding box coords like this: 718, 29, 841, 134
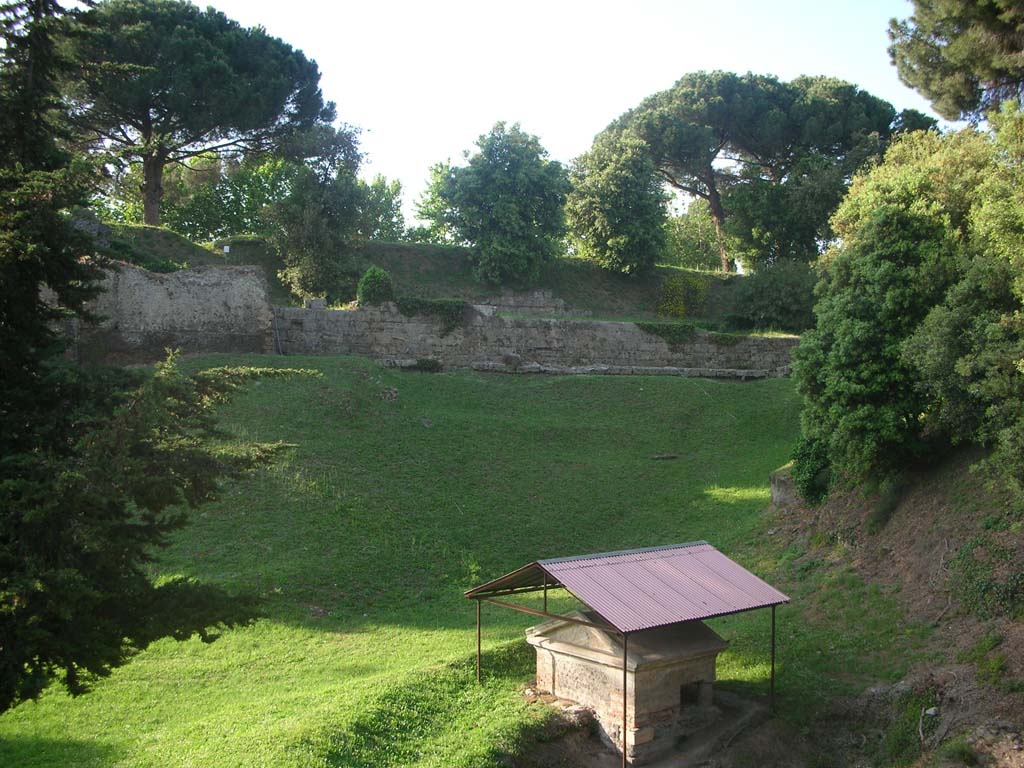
0, 355, 809, 767
110, 225, 742, 324
735, 452, 1024, 768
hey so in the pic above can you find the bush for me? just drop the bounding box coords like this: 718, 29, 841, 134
357, 266, 394, 306
727, 260, 816, 332
791, 435, 830, 505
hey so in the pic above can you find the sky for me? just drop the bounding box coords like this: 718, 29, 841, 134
206, 0, 936, 221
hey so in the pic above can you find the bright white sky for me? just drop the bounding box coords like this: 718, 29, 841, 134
207, 0, 937, 221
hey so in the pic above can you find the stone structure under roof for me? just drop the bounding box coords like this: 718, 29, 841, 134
526, 611, 728, 765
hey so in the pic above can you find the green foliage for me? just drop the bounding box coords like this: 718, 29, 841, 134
664, 199, 725, 270
635, 320, 697, 347
423, 123, 569, 285
656, 271, 711, 318
356, 266, 394, 306
889, 0, 1024, 121
904, 106, 1024, 494
794, 128, 994, 485
270, 166, 364, 302
566, 130, 667, 274
950, 535, 1024, 619
68, 0, 342, 225
936, 736, 980, 765
0, 354, 302, 711
358, 174, 406, 241
727, 260, 816, 332
790, 436, 830, 505
395, 296, 469, 336
875, 686, 939, 767
607, 71, 920, 270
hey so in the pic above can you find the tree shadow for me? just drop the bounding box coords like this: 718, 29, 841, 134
0, 736, 122, 766
137, 576, 260, 647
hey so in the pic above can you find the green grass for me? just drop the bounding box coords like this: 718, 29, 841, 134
0, 356, 924, 766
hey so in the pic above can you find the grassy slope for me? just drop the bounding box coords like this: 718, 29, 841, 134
112, 227, 739, 320
0, 356, 928, 767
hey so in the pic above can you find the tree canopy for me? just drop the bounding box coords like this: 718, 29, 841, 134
0, 1, 291, 711
423, 122, 569, 285
67, 0, 343, 225
792, 124, 1004, 497
602, 71, 932, 270
889, 0, 1024, 122
566, 130, 668, 274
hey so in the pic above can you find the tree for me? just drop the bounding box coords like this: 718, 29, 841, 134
792, 128, 992, 489
903, 104, 1024, 493
566, 130, 668, 274
269, 165, 365, 302
889, 0, 1024, 122
68, 0, 338, 225
663, 199, 723, 270
427, 122, 569, 285
1, 2, 281, 711
604, 72, 927, 270
358, 174, 406, 241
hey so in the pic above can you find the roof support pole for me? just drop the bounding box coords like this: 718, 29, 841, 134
542, 574, 547, 613
476, 599, 482, 684
622, 631, 629, 768
770, 604, 776, 713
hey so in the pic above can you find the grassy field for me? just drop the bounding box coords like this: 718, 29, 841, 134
0, 356, 927, 767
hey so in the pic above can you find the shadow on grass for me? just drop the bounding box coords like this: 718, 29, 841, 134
139, 576, 260, 646
0, 736, 122, 767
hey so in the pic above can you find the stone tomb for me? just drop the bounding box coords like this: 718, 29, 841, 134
526, 611, 728, 764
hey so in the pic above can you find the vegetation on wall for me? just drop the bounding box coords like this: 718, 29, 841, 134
727, 260, 816, 333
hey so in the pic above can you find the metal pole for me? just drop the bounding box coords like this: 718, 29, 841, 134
622, 632, 629, 768
542, 574, 548, 613
476, 599, 482, 684
770, 604, 776, 712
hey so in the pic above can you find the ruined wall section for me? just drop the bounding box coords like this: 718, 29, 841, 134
274, 303, 796, 378
76, 263, 273, 364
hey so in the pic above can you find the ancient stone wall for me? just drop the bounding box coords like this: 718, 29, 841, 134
472, 288, 591, 317
274, 303, 797, 378
74, 263, 273, 364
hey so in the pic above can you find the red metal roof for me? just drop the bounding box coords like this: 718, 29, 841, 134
465, 541, 788, 633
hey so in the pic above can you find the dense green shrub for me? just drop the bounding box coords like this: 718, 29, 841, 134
793, 128, 992, 487
656, 272, 710, 318
635, 321, 697, 348
395, 297, 469, 336
727, 260, 815, 332
356, 266, 394, 306
790, 436, 830, 504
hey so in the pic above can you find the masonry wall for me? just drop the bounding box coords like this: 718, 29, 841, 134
75, 263, 274, 364
274, 303, 797, 378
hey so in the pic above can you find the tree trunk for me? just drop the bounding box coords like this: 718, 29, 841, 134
705, 183, 732, 272
141, 153, 165, 226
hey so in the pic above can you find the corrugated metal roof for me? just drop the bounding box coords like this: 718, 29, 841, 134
465, 541, 788, 633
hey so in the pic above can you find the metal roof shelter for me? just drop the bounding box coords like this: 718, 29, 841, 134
465, 541, 789, 767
